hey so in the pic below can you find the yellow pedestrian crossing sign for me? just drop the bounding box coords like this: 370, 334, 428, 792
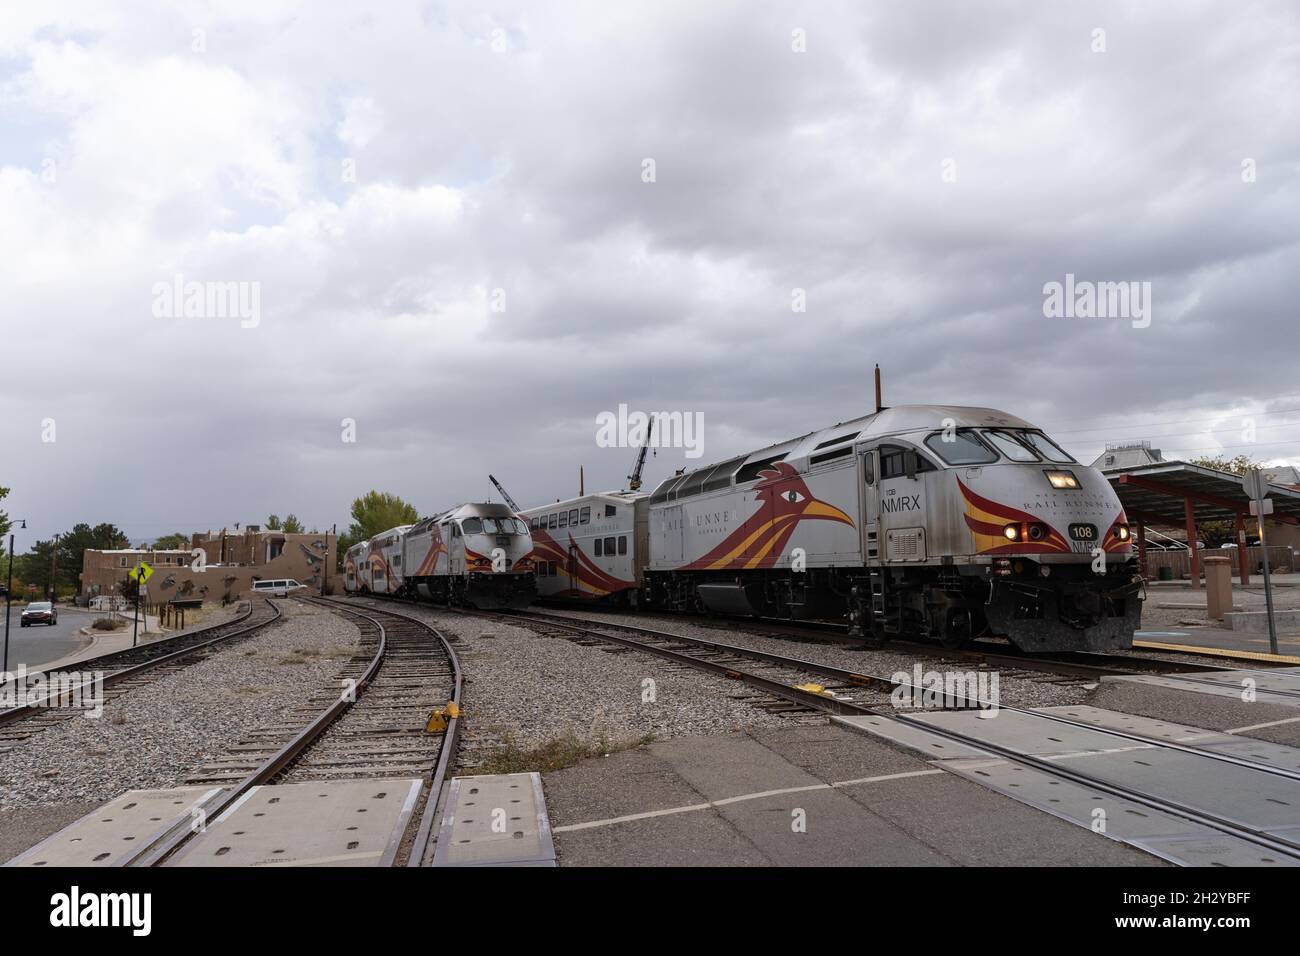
132, 561, 154, 584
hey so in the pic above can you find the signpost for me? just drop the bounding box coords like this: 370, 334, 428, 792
130, 561, 153, 649
1243, 469, 1278, 655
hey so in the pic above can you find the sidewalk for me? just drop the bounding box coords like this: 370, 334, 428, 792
35, 607, 231, 674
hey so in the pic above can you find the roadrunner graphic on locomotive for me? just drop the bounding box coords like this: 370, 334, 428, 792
639, 404, 1142, 653
343, 502, 536, 609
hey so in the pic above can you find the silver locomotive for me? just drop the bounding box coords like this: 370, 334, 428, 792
640, 404, 1141, 652
344, 502, 536, 609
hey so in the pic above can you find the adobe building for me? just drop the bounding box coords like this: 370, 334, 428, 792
81, 526, 337, 605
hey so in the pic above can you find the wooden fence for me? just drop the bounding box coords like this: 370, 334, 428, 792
1141, 545, 1296, 580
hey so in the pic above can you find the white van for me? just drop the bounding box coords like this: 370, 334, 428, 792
252, 579, 308, 597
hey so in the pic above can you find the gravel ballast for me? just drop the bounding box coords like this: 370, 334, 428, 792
534, 607, 1099, 710
0, 599, 359, 811
338, 598, 797, 767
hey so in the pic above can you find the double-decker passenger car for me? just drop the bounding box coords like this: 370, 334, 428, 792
521, 491, 647, 604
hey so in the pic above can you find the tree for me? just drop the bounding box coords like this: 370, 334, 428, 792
152, 532, 189, 550
18, 539, 57, 596
266, 515, 282, 530
1189, 454, 1260, 476
55, 523, 129, 591
0, 486, 10, 560
1188, 455, 1263, 547
281, 513, 305, 534
339, 491, 419, 570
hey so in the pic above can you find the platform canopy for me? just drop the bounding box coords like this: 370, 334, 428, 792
1106, 461, 1300, 527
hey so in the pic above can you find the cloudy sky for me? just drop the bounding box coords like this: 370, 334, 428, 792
2, 1, 1298, 545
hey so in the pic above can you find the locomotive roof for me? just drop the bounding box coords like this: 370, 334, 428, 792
650, 404, 1037, 500
411, 502, 521, 528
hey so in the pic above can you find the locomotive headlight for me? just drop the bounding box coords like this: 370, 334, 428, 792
1003, 524, 1020, 540
1115, 523, 1130, 541
1044, 470, 1080, 490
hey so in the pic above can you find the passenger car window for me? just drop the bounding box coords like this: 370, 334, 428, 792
569, 509, 579, 525
595, 539, 603, 556
604, 536, 616, 554
605, 505, 617, 517
548, 514, 557, 529
618, 536, 627, 555
862, 452, 875, 486
559, 511, 569, 528
580, 507, 590, 524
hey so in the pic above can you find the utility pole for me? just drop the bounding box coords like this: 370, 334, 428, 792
1247, 467, 1279, 655
48, 532, 60, 602
131, 567, 144, 649
321, 524, 336, 597
4, 520, 27, 675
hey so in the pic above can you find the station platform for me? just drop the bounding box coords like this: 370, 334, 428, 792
1135, 628, 1300, 660
1107, 666, 1300, 709
540, 724, 1159, 866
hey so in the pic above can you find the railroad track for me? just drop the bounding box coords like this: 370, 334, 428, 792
0, 600, 283, 751
529, 605, 1231, 683
481, 608, 1300, 866
122, 597, 462, 868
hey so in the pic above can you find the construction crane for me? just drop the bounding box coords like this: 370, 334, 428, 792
627, 417, 655, 492
488, 474, 522, 513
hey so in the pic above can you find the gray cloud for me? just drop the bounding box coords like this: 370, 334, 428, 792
1, 0, 1298, 545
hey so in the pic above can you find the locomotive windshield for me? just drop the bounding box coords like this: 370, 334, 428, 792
476, 517, 528, 534
923, 428, 1077, 466
982, 430, 1039, 462
1015, 430, 1074, 463
924, 430, 997, 465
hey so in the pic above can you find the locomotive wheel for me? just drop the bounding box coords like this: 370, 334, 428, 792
939, 608, 974, 650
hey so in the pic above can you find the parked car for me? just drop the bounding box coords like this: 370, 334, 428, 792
20, 601, 58, 627
251, 579, 308, 597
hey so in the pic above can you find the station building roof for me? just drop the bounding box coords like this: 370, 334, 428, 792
1104, 461, 1300, 527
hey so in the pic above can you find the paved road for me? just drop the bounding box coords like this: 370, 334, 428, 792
0, 604, 94, 672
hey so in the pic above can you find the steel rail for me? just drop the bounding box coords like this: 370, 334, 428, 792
499, 609, 1300, 785
0, 600, 279, 727
123, 597, 460, 867
494, 609, 1300, 861
313, 597, 464, 868
533, 603, 1233, 677
120, 601, 388, 867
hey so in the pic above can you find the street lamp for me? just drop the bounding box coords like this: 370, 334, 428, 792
3, 519, 28, 676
